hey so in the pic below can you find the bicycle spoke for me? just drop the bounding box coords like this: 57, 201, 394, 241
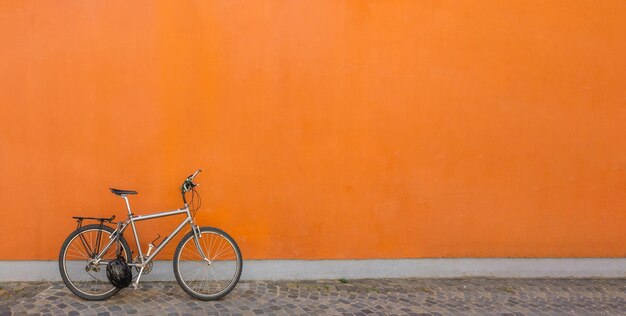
206, 233, 213, 258
182, 246, 203, 260
212, 243, 232, 260
212, 238, 224, 260
71, 241, 88, 256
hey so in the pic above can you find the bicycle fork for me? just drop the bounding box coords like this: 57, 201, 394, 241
192, 225, 211, 264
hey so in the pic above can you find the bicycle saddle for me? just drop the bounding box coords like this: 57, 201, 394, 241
110, 188, 138, 196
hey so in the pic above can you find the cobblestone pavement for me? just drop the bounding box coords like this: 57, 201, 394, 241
1, 278, 625, 315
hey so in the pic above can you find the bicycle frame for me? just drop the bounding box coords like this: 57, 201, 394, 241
91, 194, 208, 286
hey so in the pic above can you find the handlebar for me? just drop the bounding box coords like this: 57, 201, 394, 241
182, 169, 201, 192
181, 169, 202, 206
188, 169, 202, 181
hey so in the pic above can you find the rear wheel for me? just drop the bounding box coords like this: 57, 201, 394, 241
173, 226, 243, 300
59, 224, 131, 301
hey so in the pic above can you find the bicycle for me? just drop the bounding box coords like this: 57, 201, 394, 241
58, 170, 243, 301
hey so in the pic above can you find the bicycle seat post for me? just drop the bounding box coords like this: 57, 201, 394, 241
121, 194, 132, 216
118, 192, 144, 270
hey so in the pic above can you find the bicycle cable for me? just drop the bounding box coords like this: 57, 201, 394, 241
188, 186, 202, 217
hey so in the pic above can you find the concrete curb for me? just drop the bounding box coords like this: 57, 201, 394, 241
2, 258, 626, 281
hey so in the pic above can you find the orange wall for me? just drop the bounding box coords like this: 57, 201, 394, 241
1, 1, 626, 260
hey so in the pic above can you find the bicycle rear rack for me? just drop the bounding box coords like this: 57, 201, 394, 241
72, 215, 117, 260
73, 215, 116, 230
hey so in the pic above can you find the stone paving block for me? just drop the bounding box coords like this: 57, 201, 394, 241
1, 279, 626, 315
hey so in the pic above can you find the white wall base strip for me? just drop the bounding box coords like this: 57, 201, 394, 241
1, 259, 625, 281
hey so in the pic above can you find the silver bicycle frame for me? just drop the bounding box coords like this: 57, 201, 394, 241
93, 194, 208, 285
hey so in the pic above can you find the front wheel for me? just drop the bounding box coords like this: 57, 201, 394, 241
173, 226, 243, 300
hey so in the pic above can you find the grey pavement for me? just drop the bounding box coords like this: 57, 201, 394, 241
1, 278, 625, 315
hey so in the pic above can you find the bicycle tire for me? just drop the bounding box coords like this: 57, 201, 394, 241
173, 226, 243, 300
59, 224, 132, 301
